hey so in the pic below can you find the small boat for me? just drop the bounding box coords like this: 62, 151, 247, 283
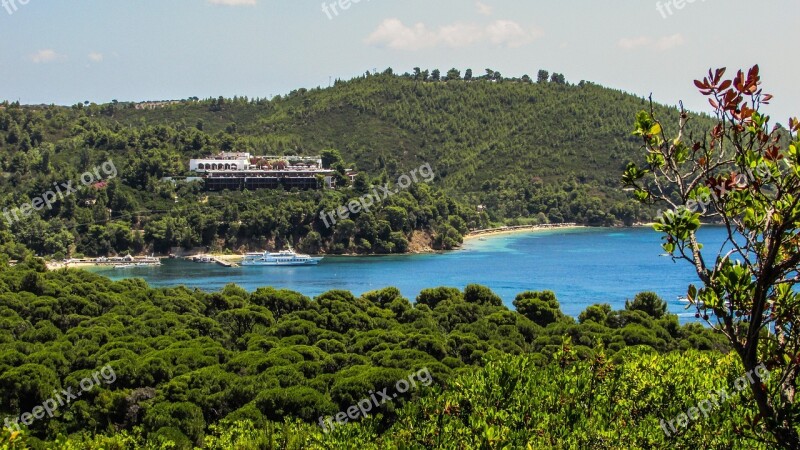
242, 249, 322, 266
114, 264, 135, 269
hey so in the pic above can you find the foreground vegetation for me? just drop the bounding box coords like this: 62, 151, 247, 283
4, 350, 768, 449
0, 259, 731, 448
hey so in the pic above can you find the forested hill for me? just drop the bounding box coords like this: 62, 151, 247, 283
0, 69, 714, 258
103, 69, 714, 223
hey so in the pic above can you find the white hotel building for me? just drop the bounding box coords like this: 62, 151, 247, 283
188, 152, 350, 191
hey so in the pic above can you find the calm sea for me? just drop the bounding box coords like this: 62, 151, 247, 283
89, 226, 728, 322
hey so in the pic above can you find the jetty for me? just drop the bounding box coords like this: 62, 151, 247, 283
212, 257, 238, 268
188, 255, 239, 268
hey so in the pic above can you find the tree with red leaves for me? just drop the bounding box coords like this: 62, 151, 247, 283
623, 65, 800, 448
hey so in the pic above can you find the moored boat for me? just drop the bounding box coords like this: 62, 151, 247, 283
241, 249, 322, 266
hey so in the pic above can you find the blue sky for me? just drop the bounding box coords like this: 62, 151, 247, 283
1, 0, 798, 121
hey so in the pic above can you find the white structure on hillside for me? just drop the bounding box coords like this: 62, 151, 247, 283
190, 152, 251, 172
189, 153, 326, 173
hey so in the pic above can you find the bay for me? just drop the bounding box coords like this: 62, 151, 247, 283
89, 226, 728, 322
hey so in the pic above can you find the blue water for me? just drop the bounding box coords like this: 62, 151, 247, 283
89, 227, 728, 322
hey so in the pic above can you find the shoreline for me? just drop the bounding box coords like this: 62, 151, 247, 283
462, 223, 584, 242
45, 224, 660, 270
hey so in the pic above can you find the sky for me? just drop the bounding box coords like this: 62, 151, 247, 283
0, 0, 798, 122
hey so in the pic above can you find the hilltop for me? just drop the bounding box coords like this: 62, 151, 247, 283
100, 69, 716, 223
0, 69, 714, 257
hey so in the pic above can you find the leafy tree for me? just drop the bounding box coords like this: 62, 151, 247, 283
625, 292, 667, 319
513, 291, 566, 327
320, 149, 343, 169
463, 284, 502, 307
537, 70, 549, 83
623, 65, 800, 448
578, 303, 611, 324
416, 287, 462, 309
446, 68, 461, 81
550, 73, 566, 84
255, 386, 336, 422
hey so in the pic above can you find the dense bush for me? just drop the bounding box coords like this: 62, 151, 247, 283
0, 261, 728, 447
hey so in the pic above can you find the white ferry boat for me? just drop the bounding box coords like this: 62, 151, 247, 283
241, 249, 322, 266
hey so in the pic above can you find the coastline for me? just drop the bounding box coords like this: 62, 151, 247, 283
45, 224, 623, 270
46, 258, 164, 271
462, 223, 584, 242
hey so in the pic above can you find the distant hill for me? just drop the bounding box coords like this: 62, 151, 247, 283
101, 70, 715, 224
0, 69, 716, 257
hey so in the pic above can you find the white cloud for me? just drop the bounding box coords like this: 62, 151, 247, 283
208, 0, 255, 5
618, 33, 686, 51
476, 1, 493, 16
366, 19, 542, 51
88, 52, 104, 62
656, 33, 686, 50
365, 19, 437, 51
438, 23, 484, 48
486, 19, 541, 48
29, 49, 64, 64
618, 36, 652, 50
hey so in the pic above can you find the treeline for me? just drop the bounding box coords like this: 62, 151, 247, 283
0, 102, 483, 258
0, 259, 726, 448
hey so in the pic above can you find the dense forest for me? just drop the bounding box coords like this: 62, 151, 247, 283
0, 259, 736, 449
0, 69, 714, 258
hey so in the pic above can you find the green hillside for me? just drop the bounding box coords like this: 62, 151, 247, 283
104, 71, 711, 221
104, 70, 716, 222
0, 69, 714, 258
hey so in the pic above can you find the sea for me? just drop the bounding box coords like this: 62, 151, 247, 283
89, 226, 729, 322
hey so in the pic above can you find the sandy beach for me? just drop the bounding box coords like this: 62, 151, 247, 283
45, 261, 97, 270
462, 224, 584, 242
46, 257, 163, 271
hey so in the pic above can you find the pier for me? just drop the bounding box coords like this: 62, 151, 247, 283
187, 255, 239, 268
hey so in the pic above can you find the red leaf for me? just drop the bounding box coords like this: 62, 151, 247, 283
734, 70, 746, 93
748, 65, 760, 82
